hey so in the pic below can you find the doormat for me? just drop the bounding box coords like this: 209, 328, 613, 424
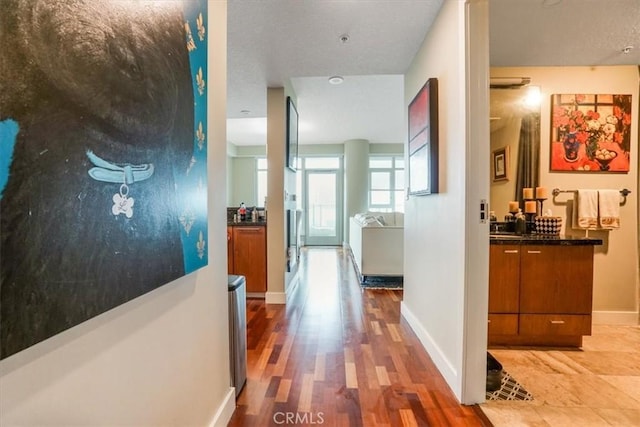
361, 276, 403, 289
485, 371, 533, 401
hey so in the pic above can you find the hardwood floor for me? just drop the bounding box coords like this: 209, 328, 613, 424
228, 247, 490, 426
482, 324, 640, 426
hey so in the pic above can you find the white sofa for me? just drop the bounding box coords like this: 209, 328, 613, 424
348, 212, 404, 280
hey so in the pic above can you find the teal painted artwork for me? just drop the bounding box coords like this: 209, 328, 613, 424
0, 0, 208, 359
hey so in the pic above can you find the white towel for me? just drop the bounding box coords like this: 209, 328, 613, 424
598, 190, 621, 229
574, 190, 598, 230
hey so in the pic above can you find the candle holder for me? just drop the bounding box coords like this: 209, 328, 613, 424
536, 198, 547, 217
525, 212, 536, 234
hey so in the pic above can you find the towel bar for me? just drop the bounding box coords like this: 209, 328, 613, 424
551, 188, 631, 205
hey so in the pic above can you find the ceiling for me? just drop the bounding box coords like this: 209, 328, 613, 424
226, 0, 640, 147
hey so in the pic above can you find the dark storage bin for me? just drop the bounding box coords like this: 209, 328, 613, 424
486, 352, 503, 392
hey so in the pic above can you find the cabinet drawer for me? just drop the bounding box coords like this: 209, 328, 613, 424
488, 314, 518, 335
520, 314, 592, 336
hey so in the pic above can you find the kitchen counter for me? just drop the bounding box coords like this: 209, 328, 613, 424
490, 234, 602, 246
228, 221, 267, 227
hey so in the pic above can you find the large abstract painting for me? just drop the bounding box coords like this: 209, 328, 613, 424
408, 78, 439, 195
0, 0, 208, 359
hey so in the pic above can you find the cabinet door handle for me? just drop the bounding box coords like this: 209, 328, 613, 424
239, 228, 262, 232
503, 250, 519, 254
550, 320, 565, 325
527, 250, 542, 254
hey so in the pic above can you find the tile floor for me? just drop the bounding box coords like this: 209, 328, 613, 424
481, 324, 640, 426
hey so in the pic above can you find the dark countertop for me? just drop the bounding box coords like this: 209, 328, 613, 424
490, 234, 603, 245
227, 221, 267, 227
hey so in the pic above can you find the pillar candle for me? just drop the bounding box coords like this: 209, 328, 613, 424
508, 201, 519, 213
535, 186, 547, 199
524, 200, 537, 214
523, 188, 534, 200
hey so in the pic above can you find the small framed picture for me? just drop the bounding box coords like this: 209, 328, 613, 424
492, 146, 509, 181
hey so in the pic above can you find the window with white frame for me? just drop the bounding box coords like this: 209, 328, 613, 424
256, 158, 267, 207
369, 156, 404, 213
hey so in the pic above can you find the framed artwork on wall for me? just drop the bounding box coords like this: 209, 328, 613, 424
492, 146, 509, 181
408, 78, 439, 195
286, 96, 299, 171
0, 0, 209, 359
550, 93, 632, 172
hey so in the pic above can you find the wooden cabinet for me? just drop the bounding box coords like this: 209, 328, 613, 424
488, 243, 595, 347
230, 226, 267, 293
488, 245, 521, 336
227, 226, 234, 274
520, 245, 594, 315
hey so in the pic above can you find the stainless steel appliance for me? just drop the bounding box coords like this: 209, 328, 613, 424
228, 275, 246, 397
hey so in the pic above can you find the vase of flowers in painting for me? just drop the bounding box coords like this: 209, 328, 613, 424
562, 131, 580, 162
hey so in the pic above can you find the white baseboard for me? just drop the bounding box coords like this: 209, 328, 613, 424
209, 387, 236, 427
592, 310, 639, 325
265, 291, 286, 304
400, 302, 460, 397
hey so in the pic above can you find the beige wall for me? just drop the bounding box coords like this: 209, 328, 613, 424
0, 3, 234, 426
492, 66, 640, 323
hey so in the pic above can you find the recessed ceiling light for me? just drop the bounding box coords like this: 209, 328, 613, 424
622, 45, 633, 54
328, 76, 344, 85
240, 109, 251, 115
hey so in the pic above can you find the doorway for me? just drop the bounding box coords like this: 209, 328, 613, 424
303, 157, 343, 246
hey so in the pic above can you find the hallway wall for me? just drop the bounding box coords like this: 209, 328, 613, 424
0, 3, 235, 425
402, 0, 489, 404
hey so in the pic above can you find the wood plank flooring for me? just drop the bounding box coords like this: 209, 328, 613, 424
228, 247, 490, 426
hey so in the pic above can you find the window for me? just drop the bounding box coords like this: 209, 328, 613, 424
256, 158, 267, 207
369, 156, 404, 213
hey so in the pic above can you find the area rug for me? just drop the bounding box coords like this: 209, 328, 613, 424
485, 371, 533, 401
360, 276, 403, 289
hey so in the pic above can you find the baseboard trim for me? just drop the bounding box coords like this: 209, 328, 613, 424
209, 387, 236, 427
400, 302, 459, 396
592, 310, 639, 325
265, 291, 286, 304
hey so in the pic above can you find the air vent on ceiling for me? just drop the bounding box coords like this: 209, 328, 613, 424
490, 77, 531, 89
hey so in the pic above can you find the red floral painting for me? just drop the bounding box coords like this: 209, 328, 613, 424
550, 94, 632, 172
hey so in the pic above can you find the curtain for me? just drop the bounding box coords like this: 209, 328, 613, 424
515, 113, 540, 208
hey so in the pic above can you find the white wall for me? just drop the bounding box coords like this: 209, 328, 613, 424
344, 139, 370, 241
0, 3, 235, 425
401, 0, 489, 404
492, 66, 640, 324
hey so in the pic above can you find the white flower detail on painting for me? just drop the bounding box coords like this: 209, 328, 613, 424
180, 209, 196, 235
112, 193, 134, 218
196, 121, 206, 150
197, 231, 206, 259
196, 12, 206, 41
185, 22, 196, 52
196, 67, 205, 95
